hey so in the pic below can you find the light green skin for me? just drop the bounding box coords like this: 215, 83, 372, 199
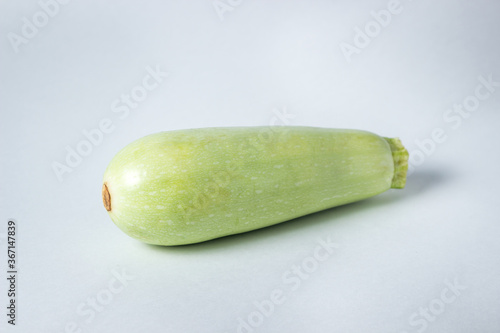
103, 126, 399, 245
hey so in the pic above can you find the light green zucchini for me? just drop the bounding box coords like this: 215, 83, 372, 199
102, 126, 408, 245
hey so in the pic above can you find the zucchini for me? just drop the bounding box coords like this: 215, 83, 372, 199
102, 126, 408, 245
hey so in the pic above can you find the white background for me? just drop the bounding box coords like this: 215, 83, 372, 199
1, 0, 500, 332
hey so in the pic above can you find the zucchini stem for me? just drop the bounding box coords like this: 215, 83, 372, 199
384, 137, 409, 189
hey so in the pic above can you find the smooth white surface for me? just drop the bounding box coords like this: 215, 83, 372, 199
1, 1, 500, 332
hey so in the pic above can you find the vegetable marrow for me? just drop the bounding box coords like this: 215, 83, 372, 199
102, 126, 408, 245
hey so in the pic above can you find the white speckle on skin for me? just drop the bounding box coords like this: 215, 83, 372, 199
251, 177, 258, 180
255, 190, 263, 194
209, 214, 215, 217
225, 214, 233, 217
157, 205, 165, 209
144, 205, 150, 209
274, 165, 284, 169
